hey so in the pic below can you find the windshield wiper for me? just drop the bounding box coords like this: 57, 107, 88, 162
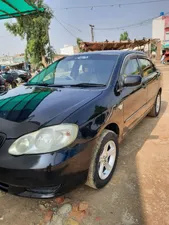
47, 84, 67, 87
25, 83, 49, 87
69, 83, 106, 87
25, 83, 106, 88
25, 83, 67, 88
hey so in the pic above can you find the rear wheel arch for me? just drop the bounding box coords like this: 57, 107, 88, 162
148, 91, 161, 117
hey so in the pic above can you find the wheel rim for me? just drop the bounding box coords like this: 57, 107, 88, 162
98, 140, 116, 180
156, 94, 161, 114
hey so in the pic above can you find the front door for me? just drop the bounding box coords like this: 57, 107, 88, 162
120, 56, 147, 134
138, 57, 160, 110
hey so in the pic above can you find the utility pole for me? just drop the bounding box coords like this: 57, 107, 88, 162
89, 24, 95, 42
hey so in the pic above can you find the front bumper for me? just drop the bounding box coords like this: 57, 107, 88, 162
0, 182, 61, 198
0, 138, 97, 198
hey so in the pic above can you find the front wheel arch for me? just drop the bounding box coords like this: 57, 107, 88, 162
105, 123, 120, 137
86, 129, 119, 189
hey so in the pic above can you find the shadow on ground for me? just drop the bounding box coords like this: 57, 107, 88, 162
67, 101, 168, 225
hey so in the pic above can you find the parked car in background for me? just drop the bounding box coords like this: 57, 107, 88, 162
0, 75, 7, 93
0, 72, 18, 92
0, 51, 162, 198
0, 69, 32, 91
1, 72, 18, 88
11, 70, 32, 82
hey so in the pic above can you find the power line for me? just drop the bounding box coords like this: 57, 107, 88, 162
95, 19, 152, 31
63, 0, 169, 10
60, 20, 82, 32
95, 12, 169, 31
54, 16, 79, 39
53, 13, 82, 33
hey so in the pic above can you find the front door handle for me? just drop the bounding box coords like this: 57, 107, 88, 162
142, 83, 147, 89
156, 72, 160, 79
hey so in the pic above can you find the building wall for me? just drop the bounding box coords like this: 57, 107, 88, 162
152, 16, 169, 42
164, 17, 169, 40
60, 45, 74, 55
60, 45, 79, 55
152, 17, 165, 41
0, 54, 25, 66
0, 56, 13, 65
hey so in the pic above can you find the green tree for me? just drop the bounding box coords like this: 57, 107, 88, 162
76, 37, 83, 52
151, 43, 157, 53
120, 31, 129, 41
5, 0, 54, 67
45, 46, 56, 64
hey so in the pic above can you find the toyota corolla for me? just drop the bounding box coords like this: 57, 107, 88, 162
0, 51, 162, 198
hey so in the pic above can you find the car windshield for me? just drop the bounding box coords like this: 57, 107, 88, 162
28, 54, 118, 87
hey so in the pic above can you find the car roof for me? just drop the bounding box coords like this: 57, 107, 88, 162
73, 50, 146, 57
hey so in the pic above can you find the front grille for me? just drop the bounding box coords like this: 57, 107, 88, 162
0, 133, 6, 148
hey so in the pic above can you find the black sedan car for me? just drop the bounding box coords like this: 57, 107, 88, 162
0, 74, 14, 93
0, 51, 162, 198
0, 72, 18, 89
0, 75, 7, 93
11, 70, 32, 82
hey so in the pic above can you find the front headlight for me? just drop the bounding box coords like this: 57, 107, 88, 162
8, 124, 78, 156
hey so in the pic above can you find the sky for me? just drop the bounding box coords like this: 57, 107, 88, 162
0, 0, 168, 55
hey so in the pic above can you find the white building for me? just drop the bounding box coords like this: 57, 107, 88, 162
0, 55, 13, 65
152, 15, 169, 42
60, 45, 78, 55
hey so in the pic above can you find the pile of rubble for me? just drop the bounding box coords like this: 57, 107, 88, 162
39, 196, 89, 225
79, 39, 154, 52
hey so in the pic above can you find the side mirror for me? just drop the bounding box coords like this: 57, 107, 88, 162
123, 75, 142, 87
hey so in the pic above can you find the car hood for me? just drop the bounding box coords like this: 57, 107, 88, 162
0, 85, 102, 138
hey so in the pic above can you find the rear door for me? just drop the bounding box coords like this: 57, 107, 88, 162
138, 57, 160, 110
120, 55, 147, 134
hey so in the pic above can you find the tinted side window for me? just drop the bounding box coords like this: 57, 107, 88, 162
139, 58, 155, 77
123, 59, 140, 76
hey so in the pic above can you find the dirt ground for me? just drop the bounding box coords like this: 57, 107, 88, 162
0, 64, 169, 225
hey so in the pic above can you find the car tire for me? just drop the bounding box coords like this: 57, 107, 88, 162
86, 129, 118, 189
148, 91, 161, 117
